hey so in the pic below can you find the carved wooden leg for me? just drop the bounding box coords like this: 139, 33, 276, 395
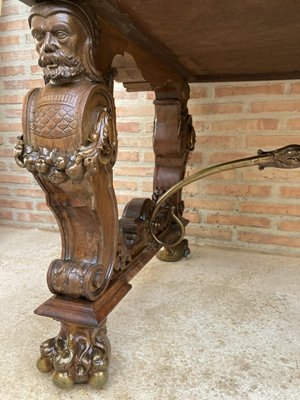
152, 84, 195, 261
33, 279, 131, 389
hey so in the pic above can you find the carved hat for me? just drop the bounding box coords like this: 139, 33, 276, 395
28, 0, 103, 82
28, 0, 99, 44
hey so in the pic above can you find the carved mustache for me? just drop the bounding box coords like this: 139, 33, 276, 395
38, 50, 81, 68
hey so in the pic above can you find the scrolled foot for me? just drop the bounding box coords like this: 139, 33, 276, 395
36, 322, 110, 389
156, 239, 191, 262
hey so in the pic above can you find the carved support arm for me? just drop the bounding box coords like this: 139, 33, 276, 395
152, 84, 195, 260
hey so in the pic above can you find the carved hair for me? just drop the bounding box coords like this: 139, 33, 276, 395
29, 0, 103, 83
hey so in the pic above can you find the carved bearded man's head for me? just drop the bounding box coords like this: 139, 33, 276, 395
29, 0, 102, 84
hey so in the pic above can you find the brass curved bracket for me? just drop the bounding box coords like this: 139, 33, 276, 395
150, 144, 300, 246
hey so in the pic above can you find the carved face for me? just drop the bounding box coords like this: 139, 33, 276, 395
31, 12, 88, 83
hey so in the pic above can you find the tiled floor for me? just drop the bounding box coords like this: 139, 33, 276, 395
0, 226, 299, 399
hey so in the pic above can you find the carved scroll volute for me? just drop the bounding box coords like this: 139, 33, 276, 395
152, 83, 195, 214
15, 0, 118, 301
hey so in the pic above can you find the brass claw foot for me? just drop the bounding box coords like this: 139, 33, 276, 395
36, 322, 110, 389
156, 239, 191, 262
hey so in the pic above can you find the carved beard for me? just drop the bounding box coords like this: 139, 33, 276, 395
38, 50, 86, 84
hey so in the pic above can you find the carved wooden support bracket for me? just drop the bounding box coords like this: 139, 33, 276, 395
151, 84, 195, 259
16, 81, 119, 301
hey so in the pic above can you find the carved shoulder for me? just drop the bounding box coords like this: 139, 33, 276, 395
22, 87, 41, 145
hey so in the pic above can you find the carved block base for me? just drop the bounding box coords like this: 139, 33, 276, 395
37, 321, 110, 389
156, 239, 191, 262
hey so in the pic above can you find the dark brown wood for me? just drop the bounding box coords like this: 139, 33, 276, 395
19, 0, 300, 83
14, 0, 300, 392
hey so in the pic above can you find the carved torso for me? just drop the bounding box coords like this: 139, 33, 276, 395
23, 80, 113, 151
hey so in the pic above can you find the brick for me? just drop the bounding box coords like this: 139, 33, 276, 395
116, 122, 141, 133
182, 181, 199, 195
30, 65, 42, 74
186, 225, 232, 241
189, 151, 202, 163
189, 103, 243, 115
141, 181, 153, 193
210, 119, 278, 132
0, 66, 25, 76
0, 35, 19, 46
114, 90, 139, 100
0, 94, 23, 104
145, 92, 155, 100
117, 151, 139, 162
118, 136, 152, 147
189, 85, 208, 99
215, 84, 285, 97
0, 174, 32, 184
4, 108, 22, 118
251, 101, 300, 113
0, 123, 22, 132
206, 214, 270, 228
196, 135, 238, 148
193, 120, 206, 132
0, 148, 14, 157
36, 202, 49, 211
0, 198, 33, 209
116, 194, 135, 205
280, 186, 300, 199
1, 4, 19, 16
238, 232, 300, 248
199, 169, 237, 181
287, 119, 300, 130
0, 50, 37, 62
114, 165, 153, 177
278, 220, 300, 232
0, 187, 11, 196
3, 79, 43, 90
208, 151, 250, 163
240, 202, 300, 216
16, 212, 56, 224
113, 180, 138, 191
116, 106, 154, 117
243, 168, 300, 182
185, 198, 234, 211
0, 19, 28, 31
246, 135, 300, 149
290, 82, 300, 94
182, 210, 201, 223
15, 188, 44, 198
204, 184, 271, 197
143, 152, 155, 162
0, 210, 13, 220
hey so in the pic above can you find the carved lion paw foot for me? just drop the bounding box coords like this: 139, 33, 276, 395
36, 322, 110, 389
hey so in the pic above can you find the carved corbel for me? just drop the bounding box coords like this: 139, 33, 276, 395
151, 83, 195, 260
15, 1, 119, 302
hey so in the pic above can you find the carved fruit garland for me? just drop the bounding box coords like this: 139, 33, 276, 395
14, 108, 116, 184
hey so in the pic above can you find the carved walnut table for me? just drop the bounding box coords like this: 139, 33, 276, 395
15, 0, 300, 389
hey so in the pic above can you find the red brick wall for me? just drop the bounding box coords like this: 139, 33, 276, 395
1, 0, 300, 255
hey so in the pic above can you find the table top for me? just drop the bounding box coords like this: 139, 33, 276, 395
20, 0, 300, 85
